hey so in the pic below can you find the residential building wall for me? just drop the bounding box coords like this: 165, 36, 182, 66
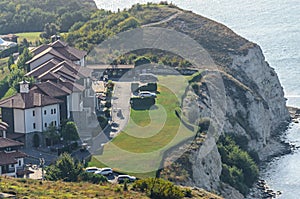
70, 92, 82, 112
2, 108, 14, 133
24, 108, 41, 133
0, 157, 25, 177
13, 104, 60, 134
14, 109, 25, 133
41, 104, 60, 131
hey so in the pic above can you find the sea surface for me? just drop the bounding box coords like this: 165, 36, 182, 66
95, 0, 300, 197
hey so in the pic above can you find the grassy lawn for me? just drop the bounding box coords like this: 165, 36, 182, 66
16, 32, 41, 44
92, 75, 196, 177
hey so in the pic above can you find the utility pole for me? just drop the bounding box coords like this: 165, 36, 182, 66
39, 157, 45, 181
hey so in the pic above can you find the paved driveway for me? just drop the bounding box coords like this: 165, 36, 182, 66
110, 82, 132, 137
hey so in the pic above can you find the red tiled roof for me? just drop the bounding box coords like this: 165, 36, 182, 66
38, 71, 61, 81
6, 132, 24, 140
0, 151, 27, 166
28, 40, 87, 64
0, 137, 23, 148
25, 59, 61, 78
0, 91, 63, 109
59, 80, 85, 92
33, 81, 71, 98
31, 44, 49, 56
26, 59, 90, 83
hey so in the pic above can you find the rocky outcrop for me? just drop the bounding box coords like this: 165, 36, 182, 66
155, 7, 290, 199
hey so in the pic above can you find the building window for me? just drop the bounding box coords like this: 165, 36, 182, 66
44, 123, 47, 128
54, 121, 57, 126
44, 110, 47, 115
33, 110, 35, 116
5, 147, 11, 152
33, 123, 36, 129
19, 160, 21, 166
54, 109, 56, 114
51, 109, 53, 114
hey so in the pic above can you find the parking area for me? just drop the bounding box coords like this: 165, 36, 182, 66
85, 167, 137, 184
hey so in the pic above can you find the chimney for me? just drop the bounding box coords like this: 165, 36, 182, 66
51, 35, 60, 43
33, 93, 42, 106
3, 130, 6, 138
19, 80, 29, 93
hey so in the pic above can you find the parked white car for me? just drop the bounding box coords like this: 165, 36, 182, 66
85, 167, 100, 173
117, 175, 136, 183
95, 168, 113, 176
138, 91, 156, 98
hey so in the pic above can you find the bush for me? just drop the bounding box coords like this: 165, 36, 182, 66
138, 83, 157, 92
0, 45, 18, 58
134, 56, 151, 67
105, 101, 112, 108
133, 178, 184, 199
130, 97, 155, 110
97, 116, 108, 129
78, 172, 107, 184
217, 135, 259, 195
183, 188, 192, 198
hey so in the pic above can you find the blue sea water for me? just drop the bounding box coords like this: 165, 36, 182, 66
95, 0, 300, 197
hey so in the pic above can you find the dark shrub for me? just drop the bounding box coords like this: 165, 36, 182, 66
78, 172, 107, 184
138, 83, 157, 92
130, 97, 155, 110
97, 116, 108, 129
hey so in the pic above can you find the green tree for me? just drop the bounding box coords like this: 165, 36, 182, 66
45, 153, 82, 182
118, 16, 140, 32
17, 48, 32, 72
44, 124, 60, 146
7, 54, 14, 71
217, 135, 259, 195
21, 38, 29, 48
134, 56, 151, 67
61, 121, 79, 143
40, 23, 60, 39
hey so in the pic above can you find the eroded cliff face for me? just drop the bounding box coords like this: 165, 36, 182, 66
155, 7, 290, 198
177, 45, 290, 198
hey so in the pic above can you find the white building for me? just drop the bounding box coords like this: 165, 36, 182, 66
0, 122, 27, 178
0, 81, 63, 147
0, 37, 17, 51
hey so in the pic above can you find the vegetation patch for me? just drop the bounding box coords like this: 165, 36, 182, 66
217, 135, 259, 195
0, 176, 148, 199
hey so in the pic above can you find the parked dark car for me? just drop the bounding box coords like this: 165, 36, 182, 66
117, 175, 136, 183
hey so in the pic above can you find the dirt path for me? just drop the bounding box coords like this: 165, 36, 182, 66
142, 10, 183, 28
